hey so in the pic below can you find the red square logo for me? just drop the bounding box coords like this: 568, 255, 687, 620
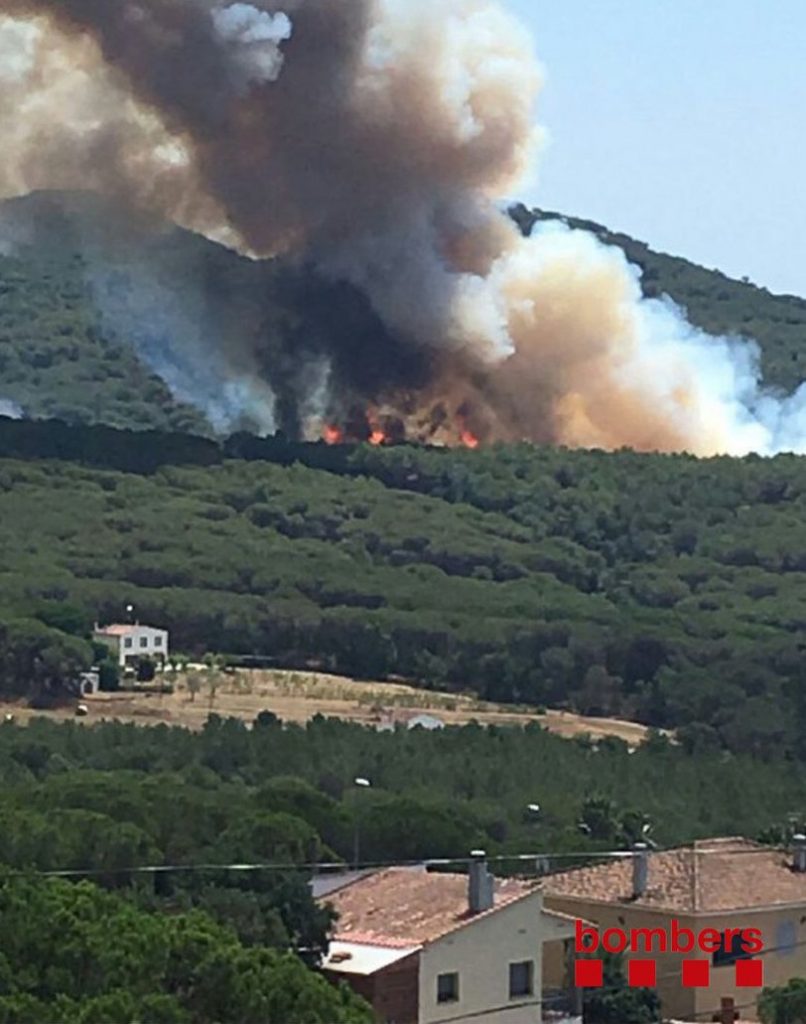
682, 959, 710, 988
575, 959, 603, 988
629, 960, 657, 988
736, 959, 764, 988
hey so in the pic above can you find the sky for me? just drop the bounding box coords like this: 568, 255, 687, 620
505, 0, 806, 297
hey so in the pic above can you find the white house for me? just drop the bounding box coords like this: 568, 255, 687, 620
93, 622, 169, 669
319, 856, 579, 1024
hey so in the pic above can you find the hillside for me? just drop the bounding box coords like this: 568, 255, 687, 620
0, 190, 396, 438
2, 418, 806, 760
1, 192, 805, 436
0, 193, 213, 434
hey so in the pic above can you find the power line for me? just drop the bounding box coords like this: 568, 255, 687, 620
33, 847, 636, 880
26, 838, 806, 881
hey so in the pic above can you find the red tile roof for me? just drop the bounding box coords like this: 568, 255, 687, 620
322, 867, 539, 946
544, 837, 806, 913
94, 624, 137, 636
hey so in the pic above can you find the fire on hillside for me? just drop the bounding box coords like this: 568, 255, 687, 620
320, 403, 481, 449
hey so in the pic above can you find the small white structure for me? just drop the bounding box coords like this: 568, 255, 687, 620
406, 713, 445, 731
376, 712, 446, 733
93, 622, 169, 669
79, 668, 100, 696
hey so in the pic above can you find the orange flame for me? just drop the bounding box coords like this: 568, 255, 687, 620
461, 429, 480, 449
366, 406, 386, 446
323, 424, 344, 445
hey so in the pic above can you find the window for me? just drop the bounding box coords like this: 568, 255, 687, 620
154, 636, 163, 647
437, 973, 459, 1004
124, 638, 133, 649
777, 920, 796, 956
140, 637, 148, 648
713, 932, 754, 967
509, 961, 534, 999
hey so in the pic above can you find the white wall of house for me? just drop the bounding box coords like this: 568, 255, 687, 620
418, 892, 574, 1024
95, 626, 169, 668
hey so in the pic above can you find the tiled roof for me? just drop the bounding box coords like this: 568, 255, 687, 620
544, 837, 806, 913
322, 867, 539, 946
94, 624, 137, 637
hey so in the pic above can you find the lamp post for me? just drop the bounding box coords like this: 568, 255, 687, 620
526, 802, 549, 875
353, 777, 371, 869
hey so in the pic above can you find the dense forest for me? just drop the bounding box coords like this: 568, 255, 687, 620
0, 713, 802, 865
2, 191, 806, 439
2, 418, 806, 759
0, 869, 370, 1024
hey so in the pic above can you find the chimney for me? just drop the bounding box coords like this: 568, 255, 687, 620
468, 850, 494, 914
793, 834, 806, 872
632, 842, 649, 898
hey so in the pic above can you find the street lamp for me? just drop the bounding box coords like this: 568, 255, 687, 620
353, 777, 371, 868
526, 802, 549, 875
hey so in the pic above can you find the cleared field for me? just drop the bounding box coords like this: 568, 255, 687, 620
0, 669, 660, 747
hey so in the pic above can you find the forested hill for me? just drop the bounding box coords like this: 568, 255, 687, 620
1, 191, 805, 436
0, 192, 212, 434
3, 418, 806, 761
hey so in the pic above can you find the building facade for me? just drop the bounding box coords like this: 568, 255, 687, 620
320, 858, 578, 1024
93, 623, 169, 669
543, 836, 806, 1021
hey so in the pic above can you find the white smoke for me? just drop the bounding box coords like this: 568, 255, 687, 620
85, 248, 278, 435
212, 4, 292, 91
0, 399, 23, 419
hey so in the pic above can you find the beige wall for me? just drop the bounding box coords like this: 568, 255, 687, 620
544, 895, 806, 1022
544, 896, 697, 1020
419, 893, 575, 1024
693, 906, 806, 1021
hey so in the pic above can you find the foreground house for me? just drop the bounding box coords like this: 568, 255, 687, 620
319, 854, 578, 1024
543, 836, 806, 1021
93, 622, 169, 669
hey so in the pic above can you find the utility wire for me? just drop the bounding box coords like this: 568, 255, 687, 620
28, 839, 806, 880
35, 848, 634, 880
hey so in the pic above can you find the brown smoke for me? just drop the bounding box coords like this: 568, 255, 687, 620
0, 1, 800, 454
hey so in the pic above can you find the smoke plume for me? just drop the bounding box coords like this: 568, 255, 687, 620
0, 398, 23, 419
0, 0, 804, 455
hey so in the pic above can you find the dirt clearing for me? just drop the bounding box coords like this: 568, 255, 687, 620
0, 668, 660, 747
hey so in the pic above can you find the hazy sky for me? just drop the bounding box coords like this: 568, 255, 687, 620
505, 0, 806, 297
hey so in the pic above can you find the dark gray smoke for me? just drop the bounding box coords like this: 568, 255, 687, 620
1, 1, 804, 453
